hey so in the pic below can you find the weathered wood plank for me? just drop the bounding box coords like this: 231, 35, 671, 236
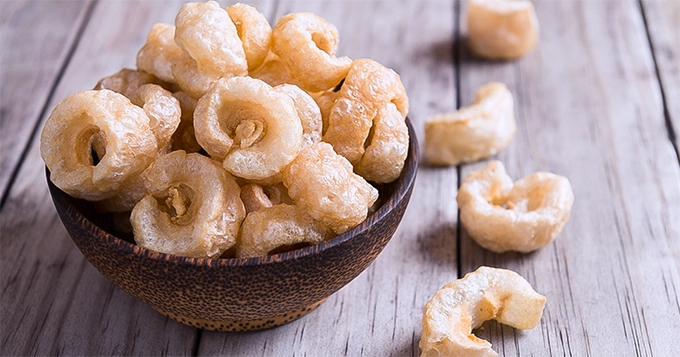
197, 1, 459, 355
0, 1, 209, 355
457, 0, 680, 356
0, 0, 93, 204
642, 0, 680, 155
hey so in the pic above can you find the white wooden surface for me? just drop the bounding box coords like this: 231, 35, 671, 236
1, 0, 679, 356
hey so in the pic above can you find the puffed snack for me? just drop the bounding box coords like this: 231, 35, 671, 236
130, 151, 245, 259
420, 266, 546, 357
457, 160, 574, 253
425, 82, 516, 166
40, 90, 158, 201
283, 142, 379, 235
467, 0, 539, 60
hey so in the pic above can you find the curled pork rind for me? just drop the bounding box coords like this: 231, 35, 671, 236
237, 204, 333, 258
274, 84, 323, 148
130, 151, 246, 259
136, 23, 184, 83
226, 3, 272, 72
172, 1, 248, 97
170, 91, 202, 153
249, 52, 296, 87
457, 161, 574, 253
40, 90, 157, 201
354, 101, 409, 183
467, 0, 539, 60
420, 266, 546, 357
322, 59, 409, 183
240, 183, 273, 214
271, 12, 352, 93
194, 76, 303, 181
283, 142, 378, 235
425, 82, 516, 166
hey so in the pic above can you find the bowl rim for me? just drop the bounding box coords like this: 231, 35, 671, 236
49, 118, 419, 268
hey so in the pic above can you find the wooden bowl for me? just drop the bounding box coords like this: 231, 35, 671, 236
47, 119, 418, 332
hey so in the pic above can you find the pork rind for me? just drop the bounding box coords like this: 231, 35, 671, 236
239, 183, 273, 214
274, 84, 323, 148
467, 0, 539, 60
172, 1, 248, 97
193, 76, 303, 181
425, 82, 516, 166
420, 266, 546, 357
323, 59, 409, 184
130, 151, 245, 258
457, 161, 574, 253
226, 3, 272, 72
237, 204, 333, 258
283, 142, 379, 235
271, 12, 352, 93
136, 23, 184, 83
354, 101, 409, 183
40, 90, 157, 201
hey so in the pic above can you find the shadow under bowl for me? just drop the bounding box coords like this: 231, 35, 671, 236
47, 118, 419, 331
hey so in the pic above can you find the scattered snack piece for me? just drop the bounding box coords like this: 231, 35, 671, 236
425, 82, 516, 166
457, 161, 574, 253
420, 266, 546, 357
193, 76, 303, 181
283, 142, 379, 235
467, 0, 539, 60
40, 90, 158, 201
237, 204, 334, 258
130, 151, 245, 258
271, 12, 352, 92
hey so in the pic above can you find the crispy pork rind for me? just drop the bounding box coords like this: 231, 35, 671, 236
40, 90, 157, 201
467, 0, 539, 60
420, 266, 546, 357
249, 52, 296, 87
354, 102, 409, 183
237, 204, 333, 258
172, 1, 248, 98
313, 89, 338, 135
130, 151, 245, 258
271, 12, 352, 93
457, 161, 574, 253
136, 23, 184, 83
425, 82, 516, 166
226, 3, 272, 72
194, 76, 303, 181
170, 91, 202, 153
239, 183, 273, 214
274, 84, 323, 148
323, 59, 408, 165
283, 142, 378, 235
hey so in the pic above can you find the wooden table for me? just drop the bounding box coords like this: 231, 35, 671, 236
2, 0, 679, 355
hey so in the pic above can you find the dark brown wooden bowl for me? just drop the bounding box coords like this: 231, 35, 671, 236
47, 119, 418, 332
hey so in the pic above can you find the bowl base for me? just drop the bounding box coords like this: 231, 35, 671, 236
156, 298, 327, 331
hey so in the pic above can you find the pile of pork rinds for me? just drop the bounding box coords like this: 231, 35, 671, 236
40, 1, 410, 259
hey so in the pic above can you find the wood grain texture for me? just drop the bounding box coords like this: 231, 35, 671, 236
0, 1, 204, 355
457, 0, 680, 356
641, 0, 680, 154
197, 1, 459, 356
0, 0, 93, 203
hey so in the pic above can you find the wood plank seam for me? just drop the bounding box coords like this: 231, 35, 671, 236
637, 0, 680, 167
0, 0, 99, 211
